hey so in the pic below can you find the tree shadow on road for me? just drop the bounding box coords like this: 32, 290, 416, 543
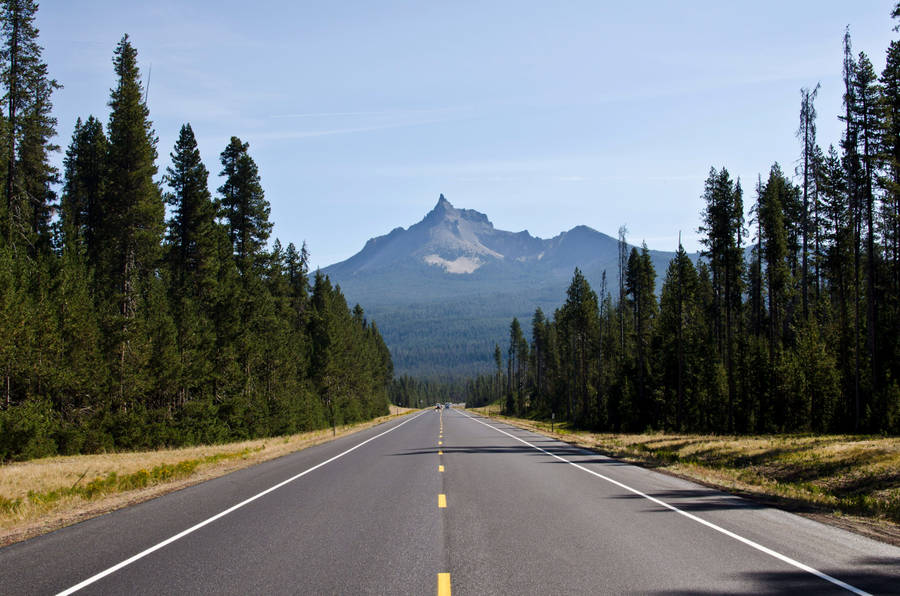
603, 488, 769, 512
640, 564, 899, 595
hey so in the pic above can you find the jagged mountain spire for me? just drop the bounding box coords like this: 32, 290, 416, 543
427, 193, 454, 219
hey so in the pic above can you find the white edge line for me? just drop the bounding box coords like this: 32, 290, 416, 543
56, 411, 426, 596
459, 411, 871, 596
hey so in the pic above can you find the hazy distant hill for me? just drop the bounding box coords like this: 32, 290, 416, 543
324, 195, 694, 378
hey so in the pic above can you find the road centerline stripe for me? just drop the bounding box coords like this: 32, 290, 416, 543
439, 465, 445, 472
437, 572, 451, 595
438, 494, 447, 508
458, 411, 870, 596
55, 411, 427, 596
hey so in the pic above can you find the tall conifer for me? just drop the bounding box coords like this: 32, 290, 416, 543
61, 115, 106, 259
218, 136, 271, 276
102, 35, 164, 403
0, 0, 59, 249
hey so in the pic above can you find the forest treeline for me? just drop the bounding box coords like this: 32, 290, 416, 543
464, 15, 900, 434
0, 3, 392, 461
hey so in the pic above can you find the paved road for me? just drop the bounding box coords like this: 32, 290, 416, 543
1, 409, 898, 595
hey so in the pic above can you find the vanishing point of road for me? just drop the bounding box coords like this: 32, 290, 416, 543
1, 409, 898, 595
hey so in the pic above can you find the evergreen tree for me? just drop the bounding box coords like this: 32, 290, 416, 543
0, 0, 59, 249
852, 51, 881, 392
698, 167, 745, 430
218, 136, 271, 276
284, 241, 310, 324
60, 115, 107, 259
878, 38, 900, 402
820, 144, 856, 426
840, 30, 867, 429
164, 124, 217, 292
559, 268, 599, 426
657, 244, 700, 430
101, 35, 165, 405
506, 317, 527, 415
797, 84, 820, 318
493, 343, 502, 406
531, 308, 549, 415
759, 164, 793, 353
163, 123, 220, 406
625, 245, 657, 428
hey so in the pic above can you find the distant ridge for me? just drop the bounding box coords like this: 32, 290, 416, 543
324, 195, 695, 378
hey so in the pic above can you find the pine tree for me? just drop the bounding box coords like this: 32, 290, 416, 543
0, 0, 60, 250
531, 307, 548, 415
163, 123, 221, 405
617, 225, 628, 352
840, 30, 866, 429
797, 84, 820, 319
698, 167, 744, 430
657, 244, 700, 430
506, 317, 527, 415
284, 241, 310, 326
760, 165, 793, 346
493, 343, 502, 406
759, 164, 796, 427
102, 35, 165, 405
819, 144, 856, 426
852, 51, 881, 393
61, 115, 107, 260
50, 244, 106, 419
878, 39, 900, 401
164, 124, 218, 296
626, 245, 657, 428
558, 269, 600, 425
218, 136, 272, 276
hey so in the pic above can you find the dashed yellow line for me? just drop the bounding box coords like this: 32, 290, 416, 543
436, 415, 450, 596
437, 572, 451, 596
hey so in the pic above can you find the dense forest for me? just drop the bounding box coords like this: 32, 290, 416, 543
0, 2, 392, 461
463, 13, 900, 434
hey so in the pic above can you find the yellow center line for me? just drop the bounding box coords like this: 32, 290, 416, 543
438, 450, 443, 455
437, 572, 451, 596
438, 441, 442, 445
439, 464, 445, 472
438, 493, 447, 508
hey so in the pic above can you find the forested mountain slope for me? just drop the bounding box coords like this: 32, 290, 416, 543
325, 195, 690, 377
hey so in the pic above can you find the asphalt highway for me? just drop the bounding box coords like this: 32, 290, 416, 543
1, 409, 898, 595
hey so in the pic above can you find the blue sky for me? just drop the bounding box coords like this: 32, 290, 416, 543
40, 1, 898, 269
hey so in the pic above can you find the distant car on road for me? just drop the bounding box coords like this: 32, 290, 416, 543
434, 404, 441, 410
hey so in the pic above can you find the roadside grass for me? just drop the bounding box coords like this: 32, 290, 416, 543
0, 406, 416, 545
470, 408, 900, 531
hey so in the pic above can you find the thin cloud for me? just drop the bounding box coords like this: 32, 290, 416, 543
270, 107, 461, 119
255, 106, 474, 141
253, 117, 457, 142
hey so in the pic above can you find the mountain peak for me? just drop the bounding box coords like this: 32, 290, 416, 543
429, 193, 455, 217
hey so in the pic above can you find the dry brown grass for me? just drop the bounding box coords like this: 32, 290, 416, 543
471, 408, 900, 543
0, 409, 418, 546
